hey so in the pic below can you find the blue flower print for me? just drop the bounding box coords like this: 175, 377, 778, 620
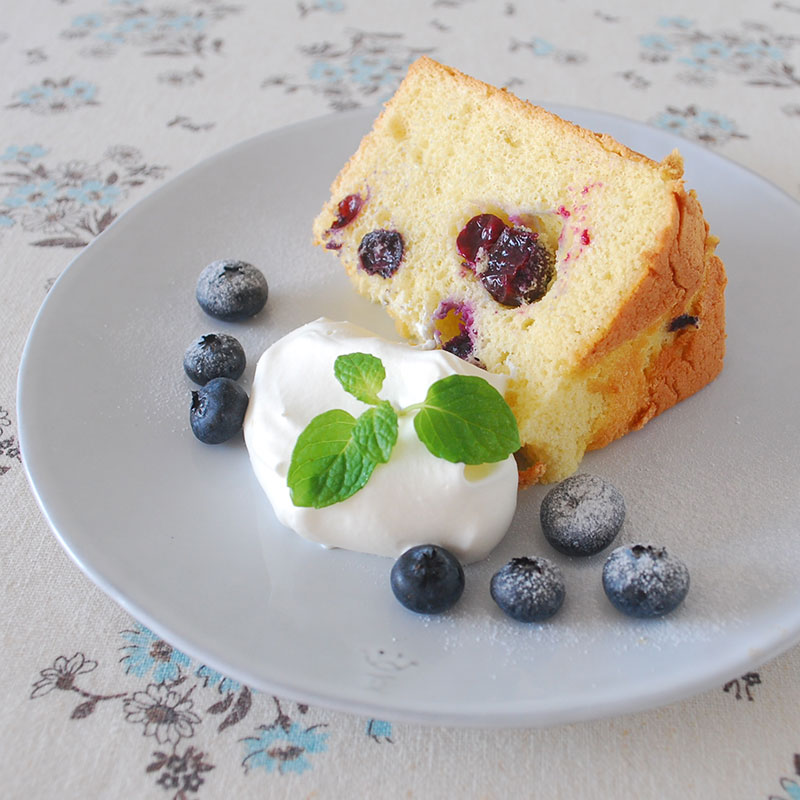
650, 105, 745, 146
96, 31, 126, 45
61, 3, 239, 58
195, 665, 242, 694
115, 15, 159, 36
0, 144, 47, 162
692, 39, 731, 62
639, 34, 674, 53
71, 13, 104, 30
348, 53, 396, 88
773, 777, 800, 800
265, 29, 433, 111
166, 15, 207, 32
651, 110, 688, 133
309, 60, 345, 84
298, 0, 345, 14
510, 36, 583, 65
676, 55, 713, 72
15, 85, 53, 107
3, 181, 58, 209
525, 37, 555, 56
119, 624, 192, 682
62, 80, 97, 101
0, 142, 164, 248
10, 78, 99, 114
66, 180, 122, 207
737, 41, 784, 62
242, 721, 329, 775
658, 17, 693, 29
366, 718, 393, 742
695, 109, 735, 133
639, 19, 799, 88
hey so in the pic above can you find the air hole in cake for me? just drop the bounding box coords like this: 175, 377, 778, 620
358, 230, 404, 278
387, 114, 407, 141
511, 210, 565, 255
433, 301, 477, 362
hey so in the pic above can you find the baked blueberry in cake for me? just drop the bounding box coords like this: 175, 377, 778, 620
312, 57, 726, 483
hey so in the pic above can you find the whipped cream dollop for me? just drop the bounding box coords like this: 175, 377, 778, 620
243, 318, 519, 563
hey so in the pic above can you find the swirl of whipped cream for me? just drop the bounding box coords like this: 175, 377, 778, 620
243, 318, 518, 563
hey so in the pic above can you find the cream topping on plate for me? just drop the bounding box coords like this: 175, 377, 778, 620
242, 318, 519, 563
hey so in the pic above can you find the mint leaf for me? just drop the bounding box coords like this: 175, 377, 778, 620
352, 401, 398, 463
334, 352, 386, 405
287, 409, 379, 508
413, 374, 520, 464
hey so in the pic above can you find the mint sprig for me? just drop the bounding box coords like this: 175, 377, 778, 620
334, 352, 386, 405
412, 374, 521, 464
287, 352, 519, 509
287, 406, 398, 509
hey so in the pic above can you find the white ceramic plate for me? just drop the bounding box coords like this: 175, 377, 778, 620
18, 106, 800, 728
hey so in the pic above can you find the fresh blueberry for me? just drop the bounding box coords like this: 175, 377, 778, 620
490, 556, 565, 622
602, 545, 690, 618
540, 473, 625, 556
390, 544, 465, 614
183, 333, 246, 385
196, 259, 268, 321
190, 377, 249, 444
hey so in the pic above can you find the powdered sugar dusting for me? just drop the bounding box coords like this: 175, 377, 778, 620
603, 544, 690, 618
540, 473, 625, 555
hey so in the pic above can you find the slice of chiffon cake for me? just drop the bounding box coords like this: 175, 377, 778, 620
312, 57, 726, 483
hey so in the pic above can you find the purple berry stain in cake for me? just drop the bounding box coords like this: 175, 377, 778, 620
358, 229, 404, 277
331, 193, 363, 229
433, 300, 478, 362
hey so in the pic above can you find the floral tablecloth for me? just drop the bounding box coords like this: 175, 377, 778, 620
2, 1, 800, 797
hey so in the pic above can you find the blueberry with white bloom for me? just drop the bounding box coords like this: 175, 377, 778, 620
190, 377, 248, 444
602, 545, 689, 618
490, 556, 565, 622
540, 473, 625, 556
183, 332, 245, 385
196, 259, 268, 321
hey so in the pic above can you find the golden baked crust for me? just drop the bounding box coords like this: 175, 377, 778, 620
312, 57, 726, 482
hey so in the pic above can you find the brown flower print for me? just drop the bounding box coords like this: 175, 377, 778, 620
30, 652, 99, 698
124, 683, 201, 745
147, 746, 214, 797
